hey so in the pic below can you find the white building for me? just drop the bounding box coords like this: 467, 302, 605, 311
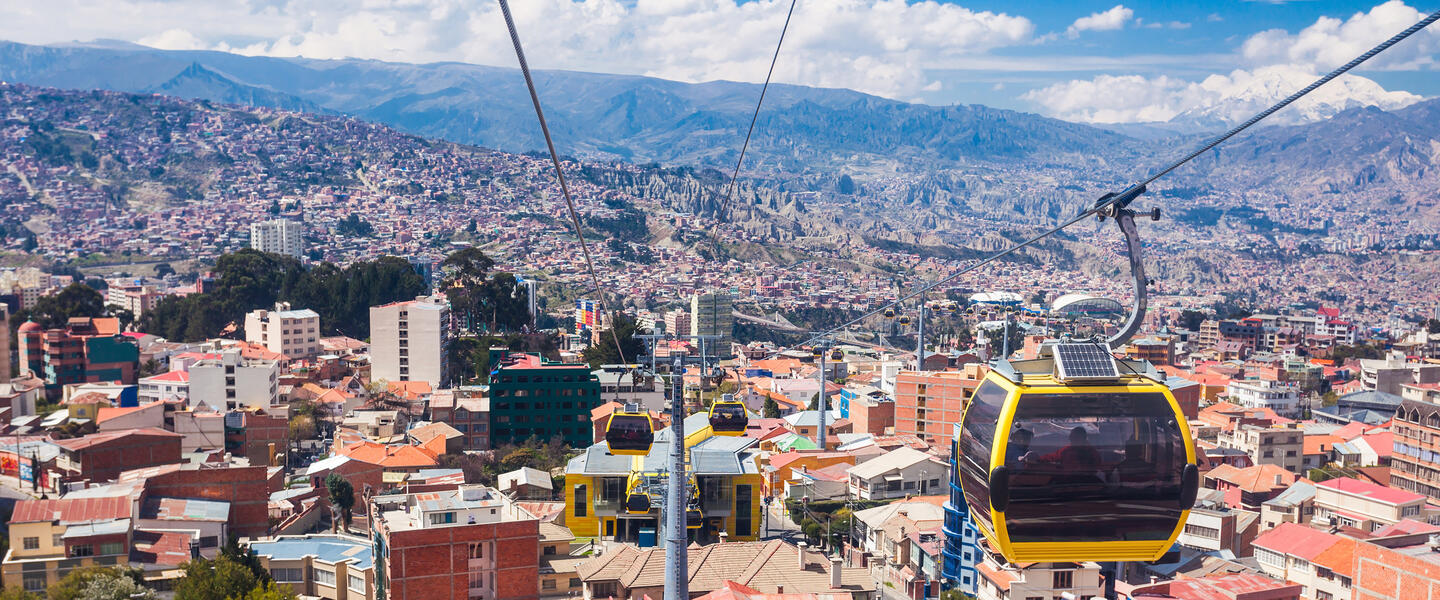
138, 370, 190, 404
847, 447, 948, 501
690, 292, 734, 352
249, 218, 305, 258
105, 281, 164, 317
245, 302, 321, 359
370, 295, 450, 386
188, 350, 279, 412
1226, 379, 1301, 417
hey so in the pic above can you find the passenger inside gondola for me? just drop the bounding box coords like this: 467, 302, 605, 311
1004, 428, 1032, 467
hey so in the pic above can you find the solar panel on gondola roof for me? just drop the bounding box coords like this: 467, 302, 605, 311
1053, 343, 1120, 381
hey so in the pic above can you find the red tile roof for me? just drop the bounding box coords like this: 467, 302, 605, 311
1372, 518, 1440, 537
1252, 522, 1344, 561
1204, 463, 1296, 494
145, 370, 190, 383
1317, 477, 1424, 505
1133, 573, 1302, 600
130, 529, 193, 566
337, 440, 439, 468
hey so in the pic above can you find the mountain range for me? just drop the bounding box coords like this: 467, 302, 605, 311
2, 39, 1439, 222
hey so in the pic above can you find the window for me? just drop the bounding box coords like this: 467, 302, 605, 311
469, 542, 485, 559
735, 485, 753, 537
349, 574, 366, 594
575, 485, 587, 517
430, 512, 456, 525
1052, 571, 1073, 589
469, 571, 484, 589
1317, 592, 1333, 600
69, 544, 94, 557
570, 578, 582, 588
315, 568, 336, 586
542, 580, 557, 590
22, 574, 46, 593
52, 534, 62, 547
1184, 524, 1220, 539
22, 537, 38, 550
272, 567, 303, 582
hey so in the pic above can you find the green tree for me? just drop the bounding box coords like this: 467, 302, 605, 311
12, 283, 106, 330
47, 567, 145, 600
221, 535, 272, 584
240, 581, 296, 600
325, 472, 355, 531
79, 571, 153, 600
581, 312, 644, 368
1178, 310, 1208, 331
1426, 318, 1440, 334
762, 396, 781, 419
174, 555, 258, 600
500, 447, 543, 473
0, 587, 35, 600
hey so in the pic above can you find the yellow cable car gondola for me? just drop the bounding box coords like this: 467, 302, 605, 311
709, 394, 748, 436
883, 308, 897, 319
605, 404, 654, 456
955, 342, 1197, 564
829, 348, 843, 361
898, 314, 912, 327
625, 475, 651, 514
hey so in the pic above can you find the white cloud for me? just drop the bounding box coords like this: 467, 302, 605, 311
1239, 0, 1440, 72
0, 0, 1035, 102
1066, 5, 1133, 38
1021, 64, 1422, 125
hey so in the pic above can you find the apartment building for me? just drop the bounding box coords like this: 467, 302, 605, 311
975, 556, 1102, 600
18, 318, 138, 395
1253, 523, 1354, 600
105, 282, 164, 317
429, 389, 490, 451
1217, 424, 1305, 474
370, 295, 451, 387
488, 351, 601, 448
1178, 506, 1261, 557
250, 218, 305, 258
370, 485, 540, 600
893, 364, 986, 446
691, 292, 735, 352
188, 350, 280, 412
245, 302, 322, 359
1226, 379, 1302, 417
1310, 477, 1432, 532
1390, 398, 1440, 500
251, 534, 376, 600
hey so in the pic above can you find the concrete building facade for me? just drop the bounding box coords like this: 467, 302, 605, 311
371, 296, 451, 387
245, 302, 322, 359
250, 218, 305, 258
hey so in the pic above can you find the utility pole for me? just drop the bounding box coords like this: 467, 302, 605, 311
916, 300, 926, 371
816, 337, 828, 451
665, 353, 687, 600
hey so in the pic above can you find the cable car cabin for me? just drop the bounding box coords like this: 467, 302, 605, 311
709, 399, 748, 436
686, 506, 704, 529
605, 411, 654, 456
955, 343, 1198, 564
883, 308, 897, 319
898, 315, 912, 326
829, 349, 844, 361
625, 477, 651, 514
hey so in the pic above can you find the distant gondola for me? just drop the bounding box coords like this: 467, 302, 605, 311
605, 405, 654, 456
709, 394, 748, 436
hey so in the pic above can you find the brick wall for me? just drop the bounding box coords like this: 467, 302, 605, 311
144, 465, 270, 538
1353, 540, 1440, 600
386, 518, 539, 600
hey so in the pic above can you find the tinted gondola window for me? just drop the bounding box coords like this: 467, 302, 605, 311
1003, 392, 1187, 543
958, 380, 1008, 531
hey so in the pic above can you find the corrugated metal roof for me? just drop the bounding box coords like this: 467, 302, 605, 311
141, 497, 230, 522
62, 518, 131, 538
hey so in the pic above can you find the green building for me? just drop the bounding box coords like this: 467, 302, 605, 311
486, 350, 601, 447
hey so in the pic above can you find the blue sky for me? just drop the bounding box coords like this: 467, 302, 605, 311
1, 0, 1437, 124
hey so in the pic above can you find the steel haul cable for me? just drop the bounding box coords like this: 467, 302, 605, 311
716, 0, 799, 220
792, 7, 1440, 350
496, 0, 628, 362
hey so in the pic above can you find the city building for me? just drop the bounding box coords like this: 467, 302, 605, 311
188, 350, 280, 412
371, 295, 451, 386
1252, 523, 1354, 600
1216, 424, 1305, 474
1226, 379, 1302, 417
893, 365, 985, 446
105, 281, 164, 317
1129, 574, 1302, 600
942, 424, 980, 596
691, 292, 735, 352
594, 366, 665, 413
429, 389, 490, 451
1260, 481, 1316, 531
51, 428, 183, 485
662, 309, 690, 337
1205, 463, 1298, 511
245, 302, 322, 359
575, 540, 875, 600
250, 218, 305, 258
370, 484, 540, 600
975, 555, 1102, 600
488, 350, 600, 448
564, 413, 763, 544
1360, 352, 1440, 396
847, 447, 947, 501
1, 495, 134, 592
18, 317, 138, 396
1177, 506, 1260, 557
1393, 397, 1440, 500
137, 369, 190, 404
250, 534, 376, 600
1310, 477, 1431, 532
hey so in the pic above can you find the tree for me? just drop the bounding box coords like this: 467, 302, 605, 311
1426, 318, 1440, 334
79, 572, 153, 600
0, 588, 34, 600
48, 567, 145, 600
221, 535, 272, 585
762, 396, 781, 418
13, 283, 106, 330
500, 447, 543, 473
174, 555, 259, 600
240, 581, 297, 600
837, 174, 856, 195
1178, 309, 1207, 332
153, 262, 175, 278
581, 312, 644, 368
325, 472, 356, 532
335, 214, 373, 237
